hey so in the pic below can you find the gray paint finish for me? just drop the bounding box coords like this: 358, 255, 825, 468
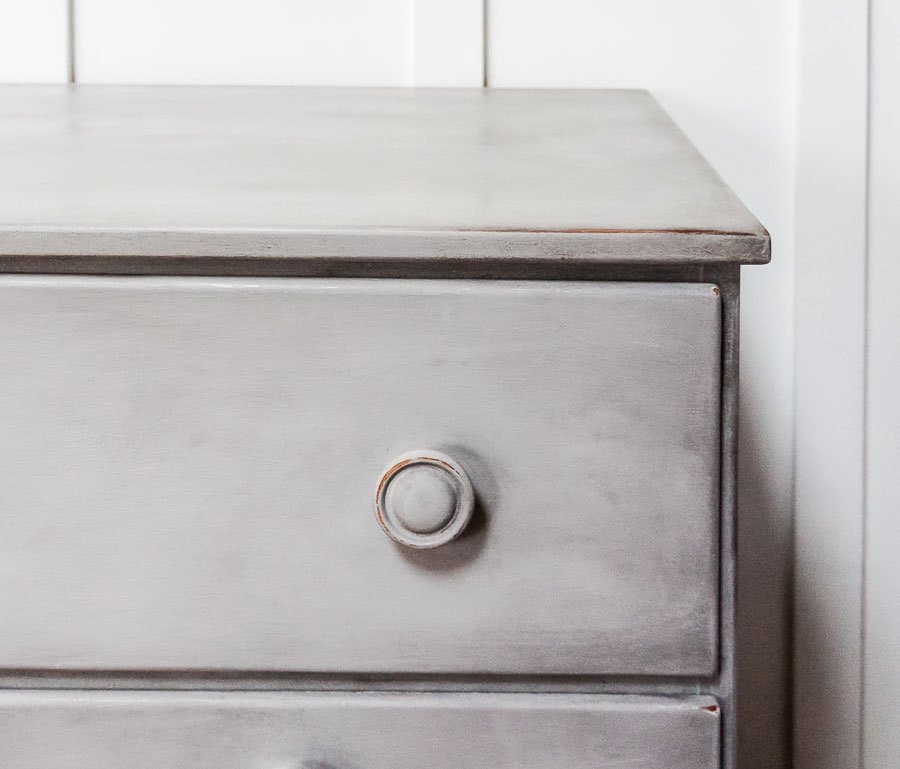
0, 86, 768, 266
0, 691, 721, 769
0, 277, 720, 676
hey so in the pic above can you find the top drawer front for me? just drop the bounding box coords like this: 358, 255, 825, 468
0, 277, 720, 676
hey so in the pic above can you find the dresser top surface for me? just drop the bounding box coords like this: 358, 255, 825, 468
0, 86, 768, 268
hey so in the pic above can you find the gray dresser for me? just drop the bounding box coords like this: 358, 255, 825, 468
0, 87, 768, 769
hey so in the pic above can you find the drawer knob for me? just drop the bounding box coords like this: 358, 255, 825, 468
375, 450, 475, 549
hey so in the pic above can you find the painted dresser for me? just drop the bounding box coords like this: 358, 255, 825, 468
0, 87, 769, 769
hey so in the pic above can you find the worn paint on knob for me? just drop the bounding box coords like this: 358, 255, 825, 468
375, 450, 475, 549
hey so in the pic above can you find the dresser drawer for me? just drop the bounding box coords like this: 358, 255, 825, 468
0, 691, 721, 769
0, 277, 721, 676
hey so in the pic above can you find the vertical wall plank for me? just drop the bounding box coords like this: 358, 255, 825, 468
793, 1, 869, 768
74, 0, 411, 85
864, 0, 900, 765
411, 0, 484, 86
0, 0, 69, 82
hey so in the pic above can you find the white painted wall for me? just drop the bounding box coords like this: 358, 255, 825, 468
0, 2, 890, 767
865, 0, 900, 765
0, 0, 69, 82
793, 2, 869, 768
72, 0, 483, 86
74, 0, 412, 85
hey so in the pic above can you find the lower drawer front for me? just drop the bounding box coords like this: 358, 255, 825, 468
0, 692, 720, 769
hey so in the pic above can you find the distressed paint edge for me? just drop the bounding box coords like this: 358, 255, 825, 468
0, 228, 770, 266
709, 266, 740, 769
0, 689, 721, 713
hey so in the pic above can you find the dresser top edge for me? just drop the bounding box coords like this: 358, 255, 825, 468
0, 86, 769, 266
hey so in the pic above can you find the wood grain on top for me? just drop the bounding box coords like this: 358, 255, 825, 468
0, 86, 769, 268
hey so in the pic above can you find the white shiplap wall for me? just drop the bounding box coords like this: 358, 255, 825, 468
865, 0, 900, 765
0, 0, 484, 86
2, 2, 890, 767
793, 2, 868, 768
0, 0, 69, 82
73, 0, 484, 86
74, 0, 413, 85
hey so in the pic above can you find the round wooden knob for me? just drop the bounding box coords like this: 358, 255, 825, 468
374, 450, 474, 549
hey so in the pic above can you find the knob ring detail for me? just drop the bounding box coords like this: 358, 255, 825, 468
374, 450, 475, 549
